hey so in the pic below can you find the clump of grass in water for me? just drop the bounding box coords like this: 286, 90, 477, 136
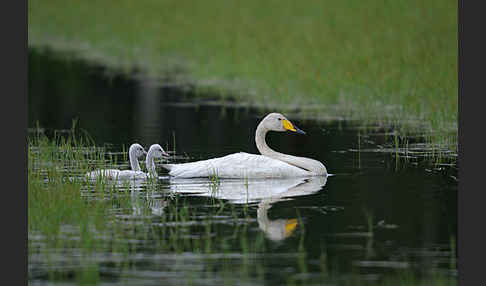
358, 131, 361, 169
362, 207, 374, 238
394, 132, 400, 171
208, 170, 222, 198
28, 128, 111, 282
449, 234, 456, 271
362, 124, 457, 170
296, 209, 308, 274
172, 131, 177, 154
28, 123, 183, 283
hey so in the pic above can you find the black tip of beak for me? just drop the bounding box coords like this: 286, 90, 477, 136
295, 126, 306, 135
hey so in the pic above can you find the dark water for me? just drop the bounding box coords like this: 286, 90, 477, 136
28, 49, 458, 285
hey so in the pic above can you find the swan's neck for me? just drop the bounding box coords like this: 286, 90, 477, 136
255, 123, 327, 176
129, 151, 141, 171
145, 155, 158, 178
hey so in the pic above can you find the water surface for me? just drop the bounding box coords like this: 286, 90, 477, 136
28, 49, 458, 285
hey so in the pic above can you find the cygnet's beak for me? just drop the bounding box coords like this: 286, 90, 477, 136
161, 150, 170, 157
143, 150, 148, 155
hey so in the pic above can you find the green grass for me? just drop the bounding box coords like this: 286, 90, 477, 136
28, 0, 457, 154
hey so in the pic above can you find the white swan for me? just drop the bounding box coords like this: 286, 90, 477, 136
162, 113, 327, 178
86, 143, 169, 181
116, 143, 170, 180
85, 143, 147, 180
144, 144, 170, 179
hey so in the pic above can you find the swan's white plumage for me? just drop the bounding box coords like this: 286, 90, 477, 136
164, 152, 312, 178
117, 170, 149, 179
162, 113, 328, 178
86, 143, 169, 181
86, 143, 147, 180
86, 169, 152, 180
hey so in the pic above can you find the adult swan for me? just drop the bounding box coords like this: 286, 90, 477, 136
162, 113, 327, 178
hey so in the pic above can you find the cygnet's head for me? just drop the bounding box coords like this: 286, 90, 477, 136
147, 144, 170, 158
260, 113, 306, 134
129, 143, 147, 158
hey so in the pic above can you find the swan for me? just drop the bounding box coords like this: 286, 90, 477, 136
86, 143, 169, 181
144, 144, 170, 179
162, 113, 327, 178
85, 143, 147, 180
116, 143, 170, 180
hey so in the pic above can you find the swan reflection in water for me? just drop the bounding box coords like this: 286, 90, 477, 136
168, 175, 328, 241
85, 178, 167, 217
97, 175, 328, 241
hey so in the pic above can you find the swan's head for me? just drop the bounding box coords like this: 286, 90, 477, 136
147, 144, 170, 158
129, 143, 147, 158
261, 113, 306, 134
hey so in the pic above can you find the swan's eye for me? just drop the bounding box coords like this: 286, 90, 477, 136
278, 118, 282, 121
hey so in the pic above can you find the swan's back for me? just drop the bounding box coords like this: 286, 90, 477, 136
117, 170, 149, 180
86, 169, 152, 180
163, 152, 312, 178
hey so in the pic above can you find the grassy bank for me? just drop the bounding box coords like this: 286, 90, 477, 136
28, 0, 457, 155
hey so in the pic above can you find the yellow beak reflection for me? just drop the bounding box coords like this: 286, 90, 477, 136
284, 218, 298, 238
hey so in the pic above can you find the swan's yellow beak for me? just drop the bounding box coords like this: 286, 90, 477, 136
283, 119, 306, 134
285, 218, 298, 237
